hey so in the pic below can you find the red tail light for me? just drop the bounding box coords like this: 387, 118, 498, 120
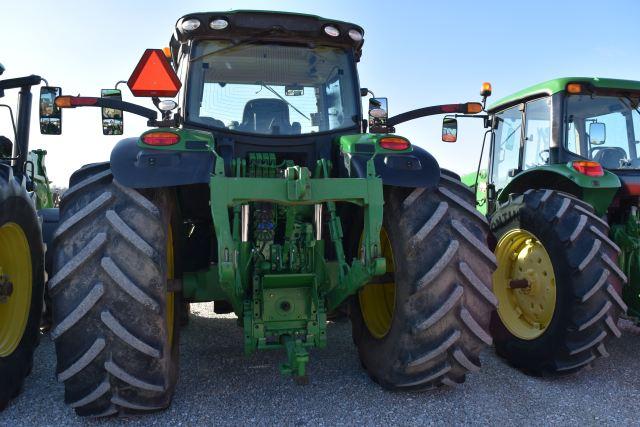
572, 161, 604, 177
142, 132, 180, 146
379, 137, 410, 151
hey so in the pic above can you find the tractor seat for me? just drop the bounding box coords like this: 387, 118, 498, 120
198, 116, 226, 129
238, 98, 292, 134
593, 147, 627, 169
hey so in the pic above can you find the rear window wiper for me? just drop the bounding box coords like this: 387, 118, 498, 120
189, 29, 275, 63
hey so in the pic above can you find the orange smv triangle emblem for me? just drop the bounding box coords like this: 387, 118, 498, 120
127, 49, 182, 97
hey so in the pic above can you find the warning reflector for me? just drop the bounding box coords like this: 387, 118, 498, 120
127, 49, 182, 97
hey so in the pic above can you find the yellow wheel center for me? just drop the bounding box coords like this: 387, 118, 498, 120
0, 222, 32, 357
166, 225, 175, 346
358, 227, 396, 339
494, 229, 556, 340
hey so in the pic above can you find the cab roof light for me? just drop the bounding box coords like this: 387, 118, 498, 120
181, 18, 201, 31
348, 29, 363, 42
572, 160, 604, 177
480, 82, 492, 97
210, 18, 229, 30
567, 83, 583, 94
324, 25, 340, 37
379, 137, 410, 151
142, 132, 180, 146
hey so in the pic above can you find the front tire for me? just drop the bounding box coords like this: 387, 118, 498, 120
0, 166, 45, 410
351, 175, 497, 389
49, 164, 180, 417
490, 190, 627, 375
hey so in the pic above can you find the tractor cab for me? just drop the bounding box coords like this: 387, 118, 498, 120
460, 78, 640, 216
162, 11, 366, 170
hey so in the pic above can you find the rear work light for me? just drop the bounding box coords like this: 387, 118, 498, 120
572, 161, 604, 177
142, 132, 180, 146
379, 137, 410, 151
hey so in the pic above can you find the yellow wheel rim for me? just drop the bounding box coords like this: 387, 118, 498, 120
358, 227, 396, 339
494, 229, 557, 340
0, 222, 32, 357
166, 225, 175, 346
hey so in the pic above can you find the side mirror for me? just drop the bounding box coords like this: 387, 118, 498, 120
589, 122, 606, 145
39, 86, 62, 135
368, 97, 388, 128
442, 116, 458, 143
101, 89, 123, 135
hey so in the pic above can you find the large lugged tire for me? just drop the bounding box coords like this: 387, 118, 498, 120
0, 165, 45, 410
490, 189, 627, 375
351, 174, 498, 389
49, 163, 179, 417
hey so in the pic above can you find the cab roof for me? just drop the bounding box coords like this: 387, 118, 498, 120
488, 77, 640, 112
169, 10, 365, 62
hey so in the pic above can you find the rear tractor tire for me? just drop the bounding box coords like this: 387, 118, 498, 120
0, 167, 45, 410
490, 190, 627, 375
49, 164, 180, 417
351, 175, 498, 390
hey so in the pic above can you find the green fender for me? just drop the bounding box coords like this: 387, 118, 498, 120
497, 164, 620, 216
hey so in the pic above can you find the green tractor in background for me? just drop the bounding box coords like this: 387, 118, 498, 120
457, 78, 639, 375
0, 64, 58, 409
44, 10, 498, 417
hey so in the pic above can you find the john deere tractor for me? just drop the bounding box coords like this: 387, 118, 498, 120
457, 78, 637, 375
46, 11, 497, 417
0, 64, 58, 409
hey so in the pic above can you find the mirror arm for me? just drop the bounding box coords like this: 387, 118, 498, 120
387, 104, 478, 127
0, 75, 42, 91
60, 96, 158, 121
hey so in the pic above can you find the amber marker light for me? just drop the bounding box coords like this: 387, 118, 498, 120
54, 96, 72, 108
466, 102, 483, 114
567, 83, 583, 94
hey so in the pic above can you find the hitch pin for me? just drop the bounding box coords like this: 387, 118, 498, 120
241, 204, 250, 242
314, 204, 323, 240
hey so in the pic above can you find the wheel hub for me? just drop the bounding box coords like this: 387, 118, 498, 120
494, 229, 557, 340
0, 271, 14, 303
0, 222, 33, 356
359, 227, 396, 339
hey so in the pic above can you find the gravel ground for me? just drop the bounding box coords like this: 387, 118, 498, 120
2, 303, 640, 426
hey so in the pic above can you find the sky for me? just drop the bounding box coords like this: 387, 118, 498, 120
2, 0, 640, 186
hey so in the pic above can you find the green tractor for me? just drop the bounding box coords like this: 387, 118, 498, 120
457, 78, 636, 375
0, 64, 58, 409
45, 10, 498, 417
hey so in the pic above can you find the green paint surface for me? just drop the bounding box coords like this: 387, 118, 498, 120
489, 77, 640, 112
